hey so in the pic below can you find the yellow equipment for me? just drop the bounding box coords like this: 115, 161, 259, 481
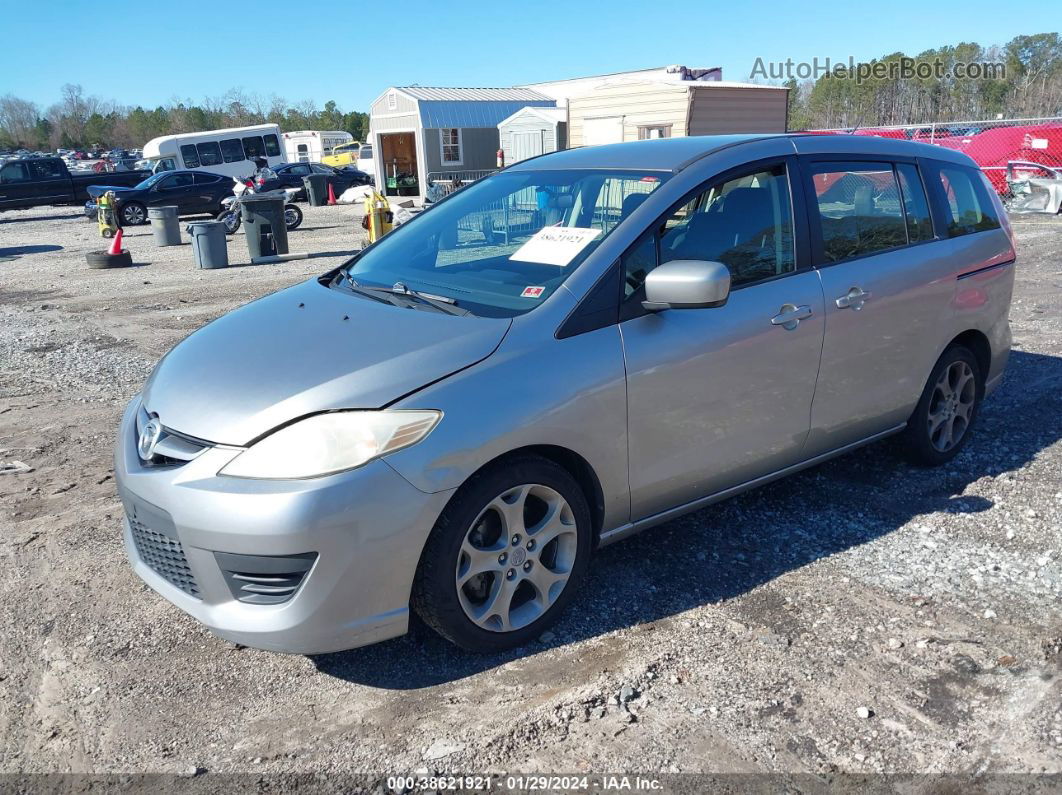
97, 191, 120, 238
362, 189, 393, 244
322, 140, 361, 168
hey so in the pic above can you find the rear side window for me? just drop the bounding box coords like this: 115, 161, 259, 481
810, 164, 906, 262
196, 142, 223, 167
30, 160, 64, 179
193, 172, 220, 184
896, 163, 934, 243
180, 145, 201, 169
242, 136, 265, 159
937, 165, 1000, 237
263, 134, 281, 157
220, 138, 245, 163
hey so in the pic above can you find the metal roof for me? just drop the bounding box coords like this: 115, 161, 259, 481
396, 87, 553, 102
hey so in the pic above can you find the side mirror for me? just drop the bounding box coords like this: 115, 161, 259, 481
642, 260, 731, 312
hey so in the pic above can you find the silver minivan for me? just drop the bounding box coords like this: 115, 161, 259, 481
115, 134, 1015, 653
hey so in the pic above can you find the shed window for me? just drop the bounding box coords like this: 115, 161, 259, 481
638, 125, 672, 140
441, 128, 462, 165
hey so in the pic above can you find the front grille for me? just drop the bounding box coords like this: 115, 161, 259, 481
129, 516, 200, 598
135, 406, 211, 467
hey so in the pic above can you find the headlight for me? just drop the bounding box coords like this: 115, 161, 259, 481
219, 410, 441, 479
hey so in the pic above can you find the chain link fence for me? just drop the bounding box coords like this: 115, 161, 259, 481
805, 116, 1062, 199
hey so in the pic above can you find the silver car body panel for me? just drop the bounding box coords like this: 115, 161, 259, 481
115, 133, 1015, 653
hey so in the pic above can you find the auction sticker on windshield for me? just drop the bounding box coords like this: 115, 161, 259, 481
509, 227, 601, 266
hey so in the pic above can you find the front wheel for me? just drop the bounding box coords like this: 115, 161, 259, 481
284, 204, 303, 230
120, 201, 147, 226
901, 344, 983, 466
412, 457, 592, 651
216, 209, 240, 235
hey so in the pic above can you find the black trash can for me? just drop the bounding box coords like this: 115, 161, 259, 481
240, 194, 289, 260
302, 174, 330, 207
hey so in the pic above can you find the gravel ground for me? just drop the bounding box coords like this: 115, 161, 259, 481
0, 204, 1060, 788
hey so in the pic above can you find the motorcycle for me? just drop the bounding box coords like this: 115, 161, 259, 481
217, 177, 303, 235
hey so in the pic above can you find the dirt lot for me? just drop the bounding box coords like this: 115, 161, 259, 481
1, 204, 1060, 788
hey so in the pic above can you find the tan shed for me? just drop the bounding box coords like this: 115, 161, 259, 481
567, 81, 789, 147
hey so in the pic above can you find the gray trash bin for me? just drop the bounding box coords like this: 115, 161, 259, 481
148, 205, 181, 246
240, 194, 289, 260
186, 221, 229, 269
302, 174, 329, 207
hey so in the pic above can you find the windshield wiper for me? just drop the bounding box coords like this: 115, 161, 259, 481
338, 272, 407, 308
342, 275, 469, 316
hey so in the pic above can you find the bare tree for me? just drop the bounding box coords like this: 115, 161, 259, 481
0, 95, 40, 146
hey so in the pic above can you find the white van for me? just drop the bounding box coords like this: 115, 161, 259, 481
282, 130, 353, 163
142, 124, 286, 178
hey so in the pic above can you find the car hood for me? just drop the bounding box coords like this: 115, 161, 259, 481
141, 279, 511, 445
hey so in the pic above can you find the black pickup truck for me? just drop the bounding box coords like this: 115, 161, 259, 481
0, 157, 149, 211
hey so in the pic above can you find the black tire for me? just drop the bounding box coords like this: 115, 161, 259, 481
901, 344, 983, 466
411, 456, 593, 652
216, 209, 241, 235
120, 201, 147, 226
284, 204, 303, 230
85, 249, 132, 269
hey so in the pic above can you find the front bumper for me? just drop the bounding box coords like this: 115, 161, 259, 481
114, 397, 454, 654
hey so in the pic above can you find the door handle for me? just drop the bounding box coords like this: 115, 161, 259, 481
835, 286, 872, 310
770, 303, 813, 330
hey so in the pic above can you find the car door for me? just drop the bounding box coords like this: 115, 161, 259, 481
151, 173, 197, 213
621, 158, 826, 520
799, 158, 954, 456
192, 173, 225, 212
0, 160, 33, 209
28, 159, 70, 204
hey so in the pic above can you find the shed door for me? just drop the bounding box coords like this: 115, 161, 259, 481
583, 116, 623, 145
511, 130, 544, 163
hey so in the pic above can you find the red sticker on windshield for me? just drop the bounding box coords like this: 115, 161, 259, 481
521, 286, 545, 298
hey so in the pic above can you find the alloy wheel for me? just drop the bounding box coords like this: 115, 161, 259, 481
122, 204, 145, 225
456, 484, 578, 633
927, 360, 976, 452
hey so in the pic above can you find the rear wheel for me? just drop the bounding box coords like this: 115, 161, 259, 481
412, 457, 592, 651
284, 204, 303, 230
217, 210, 240, 234
901, 345, 983, 466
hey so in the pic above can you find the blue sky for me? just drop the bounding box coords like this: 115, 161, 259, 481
0, 0, 1046, 112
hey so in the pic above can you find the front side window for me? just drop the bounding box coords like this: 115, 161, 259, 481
0, 161, 29, 183
342, 168, 668, 317
810, 164, 906, 262
937, 165, 1000, 237
289, 164, 311, 176
242, 136, 265, 159
441, 129, 461, 164
220, 138, 245, 163
196, 141, 223, 167
180, 144, 201, 169
623, 164, 795, 299
263, 134, 281, 157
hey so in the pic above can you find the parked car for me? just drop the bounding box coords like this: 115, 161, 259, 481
115, 134, 1014, 654
260, 161, 372, 201
0, 156, 148, 211
85, 170, 235, 225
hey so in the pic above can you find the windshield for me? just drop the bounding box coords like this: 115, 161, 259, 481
135, 172, 168, 189
341, 169, 668, 317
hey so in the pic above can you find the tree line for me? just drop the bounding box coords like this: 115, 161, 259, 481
0, 85, 369, 151
784, 33, 1062, 130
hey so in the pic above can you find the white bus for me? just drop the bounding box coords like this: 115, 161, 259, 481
282, 130, 353, 163
142, 124, 286, 178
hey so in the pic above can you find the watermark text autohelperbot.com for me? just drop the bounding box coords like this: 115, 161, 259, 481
751, 56, 1006, 83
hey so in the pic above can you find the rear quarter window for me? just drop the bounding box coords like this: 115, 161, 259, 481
936, 165, 1001, 237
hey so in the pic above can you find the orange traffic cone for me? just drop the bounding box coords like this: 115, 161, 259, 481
108, 228, 124, 256
327, 182, 338, 205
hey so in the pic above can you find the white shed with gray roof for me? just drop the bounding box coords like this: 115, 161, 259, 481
497, 107, 567, 165
368, 87, 556, 196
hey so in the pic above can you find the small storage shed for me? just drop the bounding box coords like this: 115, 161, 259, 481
498, 107, 568, 164
568, 81, 789, 147
367, 86, 556, 196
